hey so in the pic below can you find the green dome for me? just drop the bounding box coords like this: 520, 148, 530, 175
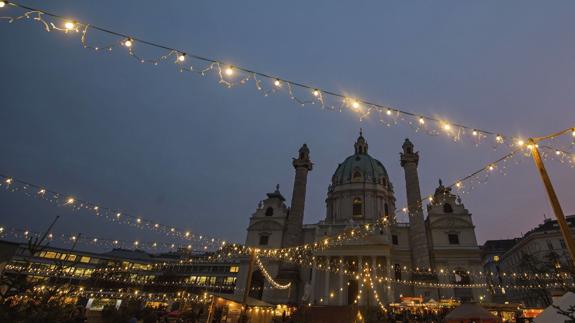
331, 132, 389, 186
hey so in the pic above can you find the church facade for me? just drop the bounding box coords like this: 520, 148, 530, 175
234, 133, 483, 306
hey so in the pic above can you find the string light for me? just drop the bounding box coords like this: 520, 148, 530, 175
123, 38, 132, 47
255, 255, 291, 290
0, 1, 569, 155
418, 117, 425, 125
0, 1, 6, 8
273, 79, 281, 87
63, 21, 75, 30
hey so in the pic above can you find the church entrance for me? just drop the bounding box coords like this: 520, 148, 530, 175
347, 280, 358, 305
249, 270, 264, 300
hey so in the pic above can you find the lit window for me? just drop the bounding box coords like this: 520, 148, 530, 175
80, 256, 91, 263
493, 255, 500, 262
229, 266, 239, 273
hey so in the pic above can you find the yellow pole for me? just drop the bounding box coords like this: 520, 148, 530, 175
529, 139, 575, 267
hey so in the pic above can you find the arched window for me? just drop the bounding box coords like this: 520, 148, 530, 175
443, 203, 453, 213
353, 171, 362, 180
384, 203, 389, 217
352, 198, 363, 217
265, 207, 274, 217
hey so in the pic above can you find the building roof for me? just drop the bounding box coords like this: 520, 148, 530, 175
525, 215, 575, 237
332, 132, 389, 185
445, 302, 501, 321
482, 239, 519, 253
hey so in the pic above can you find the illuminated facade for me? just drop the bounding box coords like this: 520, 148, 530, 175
236, 132, 483, 305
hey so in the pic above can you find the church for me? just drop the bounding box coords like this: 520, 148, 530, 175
234, 132, 483, 306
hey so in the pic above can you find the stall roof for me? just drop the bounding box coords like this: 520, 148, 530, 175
211, 293, 275, 308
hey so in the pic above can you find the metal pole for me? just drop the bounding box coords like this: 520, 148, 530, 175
529, 139, 575, 267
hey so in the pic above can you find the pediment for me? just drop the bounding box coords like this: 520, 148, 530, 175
247, 220, 284, 231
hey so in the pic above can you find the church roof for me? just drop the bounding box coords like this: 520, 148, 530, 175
332, 131, 389, 185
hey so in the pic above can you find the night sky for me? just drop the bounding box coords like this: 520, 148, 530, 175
0, 1, 574, 250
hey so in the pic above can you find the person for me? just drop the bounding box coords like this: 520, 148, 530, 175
143, 311, 158, 323
70, 306, 87, 323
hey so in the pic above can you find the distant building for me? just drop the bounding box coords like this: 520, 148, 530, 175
235, 132, 484, 306
481, 238, 519, 303
482, 216, 575, 307
0, 241, 240, 296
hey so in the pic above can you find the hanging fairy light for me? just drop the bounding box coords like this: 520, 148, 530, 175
1, 1, 570, 156
123, 38, 133, 48
224, 66, 234, 76
63, 21, 75, 31
0, 1, 6, 8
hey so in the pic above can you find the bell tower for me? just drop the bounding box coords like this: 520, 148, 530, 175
400, 138, 431, 269
283, 143, 313, 247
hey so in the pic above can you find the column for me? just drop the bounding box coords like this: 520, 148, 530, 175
338, 256, 344, 305
371, 256, 377, 306
358, 256, 364, 305
385, 256, 393, 303
310, 259, 317, 304
324, 256, 330, 305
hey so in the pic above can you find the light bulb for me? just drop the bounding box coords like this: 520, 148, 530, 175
5, 178, 12, 184
517, 139, 525, 147
351, 101, 360, 109
123, 39, 133, 47
572, 129, 575, 137
472, 130, 478, 136
443, 123, 451, 131
64, 21, 75, 30
386, 109, 392, 116
67, 197, 75, 204
225, 66, 234, 76
177, 53, 186, 62
313, 89, 320, 97
496, 135, 503, 143
418, 117, 425, 124
0, 2, 6, 8
274, 79, 281, 87
488, 165, 494, 171
555, 150, 561, 155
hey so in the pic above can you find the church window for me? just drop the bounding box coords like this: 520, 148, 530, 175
352, 198, 363, 217
265, 207, 274, 217
443, 203, 453, 213
384, 203, 389, 217
353, 171, 362, 180
259, 235, 269, 246
392, 235, 398, 245
448, 234, 459, 245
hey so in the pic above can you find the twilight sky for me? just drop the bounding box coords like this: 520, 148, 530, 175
0, 0, 574, 250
